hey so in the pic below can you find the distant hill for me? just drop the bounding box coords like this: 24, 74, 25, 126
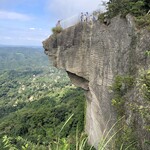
0, 46, 50, 72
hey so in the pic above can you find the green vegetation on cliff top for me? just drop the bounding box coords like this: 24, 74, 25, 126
103, 0, 150, 29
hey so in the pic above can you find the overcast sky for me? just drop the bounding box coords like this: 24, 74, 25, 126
0, 0, 108, 46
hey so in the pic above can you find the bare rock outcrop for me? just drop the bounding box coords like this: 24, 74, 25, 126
43, 15, 150, 149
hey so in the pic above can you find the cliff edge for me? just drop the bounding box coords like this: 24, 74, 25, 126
43, 15, 150, 149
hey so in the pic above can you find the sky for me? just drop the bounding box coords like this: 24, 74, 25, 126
0, 0, 108, 46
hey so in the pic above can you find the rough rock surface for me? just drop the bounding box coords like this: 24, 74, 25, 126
43, 15, 150, 149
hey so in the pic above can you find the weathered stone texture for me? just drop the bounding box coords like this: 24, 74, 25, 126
43, 15, 150, 149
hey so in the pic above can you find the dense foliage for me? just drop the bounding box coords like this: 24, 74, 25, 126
107, 0, 150, 18
0, 47, 86, 150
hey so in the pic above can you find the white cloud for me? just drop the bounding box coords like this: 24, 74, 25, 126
0, 10, 31, 21
47, 0, 108, 19
29, 27, 36, 30
29, 28, 43, 31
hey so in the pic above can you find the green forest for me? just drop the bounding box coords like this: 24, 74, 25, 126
0, 47, 87, 150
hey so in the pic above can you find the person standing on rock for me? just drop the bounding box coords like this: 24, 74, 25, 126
81, 12, 84, 22
83, 14, 86, 22
56, 20, 61, 27
104, 14, 110, 25
89, 15, 93, 24
86, 12, 89, 22
93, 15, 96, 22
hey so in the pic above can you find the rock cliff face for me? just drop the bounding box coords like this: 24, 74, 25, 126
43, 15, 150, 149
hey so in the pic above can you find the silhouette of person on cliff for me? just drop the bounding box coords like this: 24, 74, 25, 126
56, 20, 61, 27
92, 15, 96, 22
81, 12, 84, 22
86, 12, 89, 22
83, 14, 86, 22
103, 14, 110, 25
89, 15, 93, 24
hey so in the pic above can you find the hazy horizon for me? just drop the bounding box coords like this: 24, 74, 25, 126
0, 42, 44, 47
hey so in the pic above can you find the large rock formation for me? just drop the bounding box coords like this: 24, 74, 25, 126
43, 15, 150, 149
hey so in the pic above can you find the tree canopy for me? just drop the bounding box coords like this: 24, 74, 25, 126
107, 0, 150, 17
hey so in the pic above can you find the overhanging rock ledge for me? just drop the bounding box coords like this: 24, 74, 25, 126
43, 15, 150, 149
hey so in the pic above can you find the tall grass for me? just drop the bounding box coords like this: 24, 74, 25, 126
56, 114, 74, 150
98, 116, 124, 150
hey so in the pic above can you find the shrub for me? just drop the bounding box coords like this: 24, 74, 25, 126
110, 75, 134, 116
135, 14, 150, 28
52, 26, 63, 34
110, 75, 138, 150
98, 13, 105, 23
139, 70, 150, 101
145, 50, 150, 57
